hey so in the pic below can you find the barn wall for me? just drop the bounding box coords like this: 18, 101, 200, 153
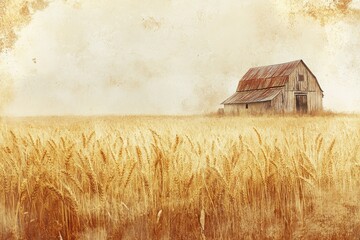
283, 90, 294, 112
307, 91, 323, 111
224, 102, 272, 114
284, 62, 323, 112
271, 90, 285, 112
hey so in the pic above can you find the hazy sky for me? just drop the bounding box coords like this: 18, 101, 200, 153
1, 0, 360, 115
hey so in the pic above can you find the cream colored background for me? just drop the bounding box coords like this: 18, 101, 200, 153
1, 0, 360, 115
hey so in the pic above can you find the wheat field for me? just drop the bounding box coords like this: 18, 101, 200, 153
0, 115, 359, 239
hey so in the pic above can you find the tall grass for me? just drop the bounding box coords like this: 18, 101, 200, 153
0, 115, 359, 239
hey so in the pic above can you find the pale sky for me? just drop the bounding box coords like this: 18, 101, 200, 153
1, 0, 360, 115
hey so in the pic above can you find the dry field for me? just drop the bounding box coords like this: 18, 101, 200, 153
0, 115, 359, 239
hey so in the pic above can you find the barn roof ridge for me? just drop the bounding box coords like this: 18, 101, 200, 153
247, 59, 302, 73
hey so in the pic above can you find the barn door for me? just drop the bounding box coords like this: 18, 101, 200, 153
296, 95, 308, 113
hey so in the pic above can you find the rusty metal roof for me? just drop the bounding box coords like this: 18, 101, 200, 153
222, 88, 282, 104
236, 60, 301, 91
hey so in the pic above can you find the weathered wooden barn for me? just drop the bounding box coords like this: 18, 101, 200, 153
222, 60, 323, 114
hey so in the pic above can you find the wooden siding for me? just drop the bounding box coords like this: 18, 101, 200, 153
286, 61, 322, 92
224, 102, 271, 114
271, 89, 284, 112
284, 62, 323, 112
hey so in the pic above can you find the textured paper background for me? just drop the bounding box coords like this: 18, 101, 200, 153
1, 0, 359, 115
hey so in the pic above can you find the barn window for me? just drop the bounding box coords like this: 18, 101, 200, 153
246, 104, 248, 109
298, 74, 304, 81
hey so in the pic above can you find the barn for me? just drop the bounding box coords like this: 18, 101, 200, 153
222, 60, 324, 114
